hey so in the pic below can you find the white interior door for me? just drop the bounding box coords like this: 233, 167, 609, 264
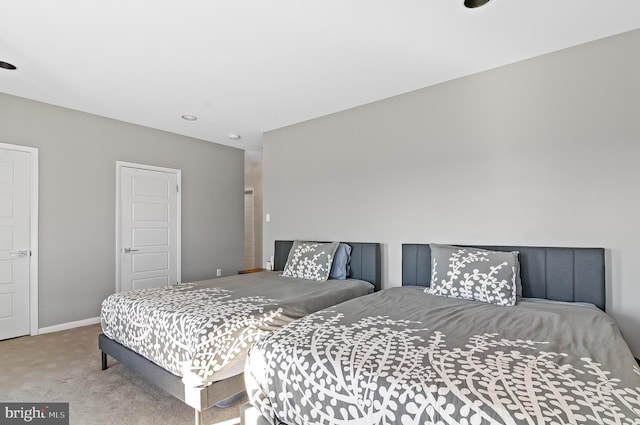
118, 164, 180, 292
0, 149, 31, 340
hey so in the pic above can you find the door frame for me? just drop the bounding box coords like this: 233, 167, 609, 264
244, 187, 255, 269
0, 142, 39, 336
115, 161, 181, 293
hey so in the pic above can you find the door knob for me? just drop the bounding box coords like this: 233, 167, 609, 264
10, 250, 29, 257
123, 248, 139, 253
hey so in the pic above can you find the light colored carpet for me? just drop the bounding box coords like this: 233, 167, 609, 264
0, 324, 245, 425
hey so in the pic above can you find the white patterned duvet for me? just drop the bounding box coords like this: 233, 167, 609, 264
246, 287, 640, 425
101, 271, 371, 387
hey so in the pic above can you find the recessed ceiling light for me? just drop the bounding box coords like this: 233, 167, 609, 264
228, 133, 242, 140
0, 61, 17, 70
464, 0, 491, 8
181, 115, 197, 121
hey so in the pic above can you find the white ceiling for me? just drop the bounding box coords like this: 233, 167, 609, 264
2, 1, 640, 151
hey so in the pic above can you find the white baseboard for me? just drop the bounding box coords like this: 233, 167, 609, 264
38, 316, 101, 335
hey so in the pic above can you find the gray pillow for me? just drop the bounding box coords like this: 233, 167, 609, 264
425, 244, 518, 306
515, 257, 523, 300
282, 241, 339, 281
329, 243, 352, 280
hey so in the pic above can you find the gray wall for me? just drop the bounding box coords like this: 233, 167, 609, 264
263, 29, 640, 355
0, 93, 244, 328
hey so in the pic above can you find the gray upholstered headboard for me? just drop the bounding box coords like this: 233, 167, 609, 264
402, 244, 606, 311
274, 240, 382, 292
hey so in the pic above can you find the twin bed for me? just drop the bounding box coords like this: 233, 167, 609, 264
99, 241, 640, 425
99, 240, 381, 425
242, 244, 640, 424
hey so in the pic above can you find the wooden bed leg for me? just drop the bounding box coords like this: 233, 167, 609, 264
101, 351, 108, 370
194, 409, 203, 425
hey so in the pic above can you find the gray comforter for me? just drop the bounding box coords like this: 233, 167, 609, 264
100, 271, 371, 387
245, 287, 640, 424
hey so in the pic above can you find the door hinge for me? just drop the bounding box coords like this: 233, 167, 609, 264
176, 185, 180, 193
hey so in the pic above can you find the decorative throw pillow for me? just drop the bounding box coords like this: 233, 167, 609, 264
282, 241, 339, 281
425, 244, 518, 306
330, 243, 352, 280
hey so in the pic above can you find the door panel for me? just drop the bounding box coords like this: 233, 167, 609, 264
0, 194, 13, 216
0, 294, 13, 318
132, 228, 169, 247
119, 165, 178, 292
132, 276, 169, 290
0, 227, 13, 250
0, 261, 12, 283
132, 202, 169, 221
132, 175, 169, 197
132, 252, 169, 273
0, 149, 30, 340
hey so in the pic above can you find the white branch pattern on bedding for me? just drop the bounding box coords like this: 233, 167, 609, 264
247, 311, 640, 425
101, 284, 283, 386
427, 247, 517, 306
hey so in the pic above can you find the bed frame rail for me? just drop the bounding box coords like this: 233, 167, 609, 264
99, 334, 244, 425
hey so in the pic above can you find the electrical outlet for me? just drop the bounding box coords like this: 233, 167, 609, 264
216, 268, 222, 277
